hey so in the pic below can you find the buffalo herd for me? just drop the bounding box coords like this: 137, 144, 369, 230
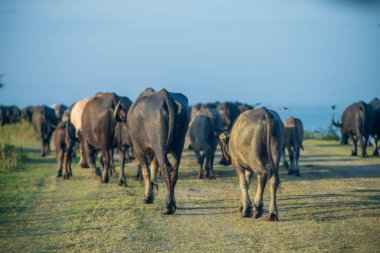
1, 93, 379, 218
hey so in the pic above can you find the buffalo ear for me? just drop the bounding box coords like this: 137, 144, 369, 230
114, 101, 128, 122
118, 110, 127, 122
218, 131, 230, 143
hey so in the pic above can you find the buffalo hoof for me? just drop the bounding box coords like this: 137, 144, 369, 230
373, 150, 379, 157
283, 161, 289, 170
41, 152, 46, 157
351, 151, 357, 156
100, 174, 109, 184
254, 204, 264, 219
361, 153, 368, 158
288, 170, 294, 175
239, 205, 243, 212
118, 177, 127, 186
197, 174, 203, 179
94, 167, 101, 176
267, 213, 279, 222
241, 207, 253, 218
63, 174, 68, 180
294, 170, 301, 177
80, 162, 89, 168
164, 201, 176, 215
143, 195, 154, 204
56, 171, 62, 177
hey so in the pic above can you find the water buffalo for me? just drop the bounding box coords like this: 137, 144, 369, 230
53, 120, 78, 179
127, 88, 189, 215
189, 107, 223, 179
217, 102, 240, 129
51, 104, 68, 122
70, 98, 91, 167
282, 116, 304, 176
332, 101, 372, 157
21, 106, 35, 122
235, 102, 253, 113
189, 102, 218, 122
370, 97, 380, 156
31, 105, 59, 156
81, 93, 128, 183
0, 105, 21, 126
218, 107, 284, 220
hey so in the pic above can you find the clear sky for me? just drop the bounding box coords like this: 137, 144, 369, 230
0, 0, 379, 108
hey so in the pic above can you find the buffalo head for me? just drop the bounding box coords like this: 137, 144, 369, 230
218, 131, 231, 166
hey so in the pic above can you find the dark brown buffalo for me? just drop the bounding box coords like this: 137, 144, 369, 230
282, 116, 304, 176
53, 120, 78, 179
219, 107, 284, 220
127, 88, 189, 215
369, 97, 380, 156
217, 102, 240, 129
332, 101, 372, 157
0, 105, 21, 126
81, 93, 128, 183
31, 105, 59, 156
21, 106, 35, 122
189, 108, 223, 179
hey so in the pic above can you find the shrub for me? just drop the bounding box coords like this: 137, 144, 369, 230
0, 141, 23, 171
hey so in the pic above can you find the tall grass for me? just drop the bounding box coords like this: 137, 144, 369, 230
0, 120, 32, 171
0, 141, 23, 171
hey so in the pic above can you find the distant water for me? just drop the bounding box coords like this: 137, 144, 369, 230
272, 105, 343, 131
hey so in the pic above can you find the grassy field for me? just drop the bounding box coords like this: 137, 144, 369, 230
0, 123, 379, 252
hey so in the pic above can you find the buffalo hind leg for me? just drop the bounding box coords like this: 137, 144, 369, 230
150, 157, 159, 196
135, 152, 154, 204
254, 171, 267, 219
351, 135, 358, 156
294, 145, 301, 177
287, 146, 294, 175
118, 148, 127, 186
236, 165, 252, 218
267, 170, 280, 222
195, 150, 204, 179
373, 136, 379, 156
358, 135, 368, 158
56, 149, 64, 177
100, 150, 110, 183
84, 141, 100, 176
209, 148, 216, 180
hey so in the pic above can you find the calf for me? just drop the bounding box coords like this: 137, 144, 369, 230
189, 108, 223, 179
53, 120, 78, 179
219, 107, 284, 220
282, 116, 304, 176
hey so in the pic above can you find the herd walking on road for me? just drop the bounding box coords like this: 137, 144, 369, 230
1, 89, 379, 219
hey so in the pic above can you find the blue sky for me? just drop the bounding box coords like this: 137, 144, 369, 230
0, 0, 379, 108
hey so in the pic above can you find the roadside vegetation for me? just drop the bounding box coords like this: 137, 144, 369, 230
304, 124, 340, 141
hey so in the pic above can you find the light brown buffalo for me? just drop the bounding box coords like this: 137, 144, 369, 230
70, 97, 91, 167
219, 107, 284, 220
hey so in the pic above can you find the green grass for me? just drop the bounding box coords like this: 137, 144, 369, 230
0, 125, 379, 252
